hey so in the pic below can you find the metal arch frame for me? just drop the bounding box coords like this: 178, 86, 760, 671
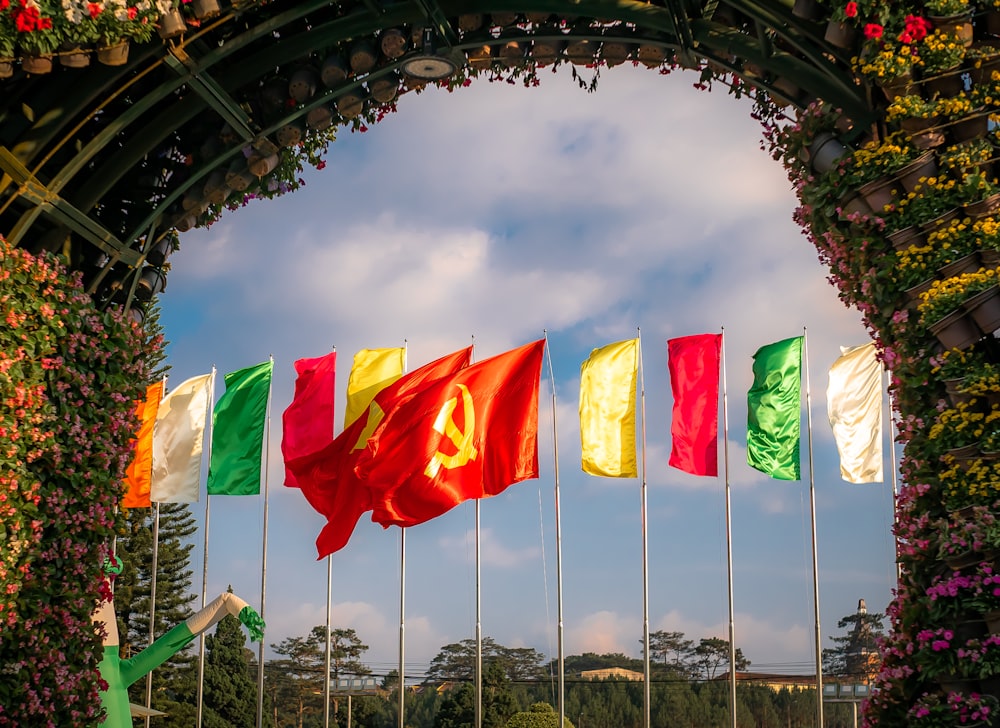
0, 0, 874, 308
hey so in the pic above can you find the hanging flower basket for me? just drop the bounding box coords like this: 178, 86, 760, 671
906, 278, 937, 310
964, 193, 1000, 219
921, 207, 962, 233
158, 10, 187, 40
0, 58, 13, 80
939, 252, 983, 279
896, 150, 939, 193
922, 68, 965, 99
928, 12, 974, 47
965, 284, 1000, 335
96, 40, 129, 67
859, 175, 903, 213
824, 20, 857, 50
890, 225, 928, 252
791, 0, 825, 21
950, 111, 991, 145
807, 132, 850, 174
191, 0, 222, 20
20, 54, 54, 75
881, 73, 918, 102
929, 308, 982, 350
58, 46, 90, 69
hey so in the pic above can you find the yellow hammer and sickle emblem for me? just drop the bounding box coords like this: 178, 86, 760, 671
424, 384, 478, 478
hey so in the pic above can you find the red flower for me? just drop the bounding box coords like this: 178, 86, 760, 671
0, 0, 9, 10
864, 23, 884, 39
87, 2, 101, 19
127, 6, 136, 19
903, 14, 932, 42
845, 1, 858, 18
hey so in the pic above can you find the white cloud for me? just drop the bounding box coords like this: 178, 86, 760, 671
439, 527, 540, 569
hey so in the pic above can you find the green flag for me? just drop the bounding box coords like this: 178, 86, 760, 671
207, 360, 273, 495
747, 337, 802, 481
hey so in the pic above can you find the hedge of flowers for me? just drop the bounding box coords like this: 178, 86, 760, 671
0, 237, 156, 726
768, 0, 1000, 722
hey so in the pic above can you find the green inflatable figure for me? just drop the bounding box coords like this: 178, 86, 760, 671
93, 556, 265, 727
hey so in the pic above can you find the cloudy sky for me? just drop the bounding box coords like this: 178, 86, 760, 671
158, 64, 897, 681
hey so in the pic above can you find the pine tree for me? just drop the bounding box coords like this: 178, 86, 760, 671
203, 608, 268, 727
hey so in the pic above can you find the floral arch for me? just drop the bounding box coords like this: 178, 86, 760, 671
1, 0, 999, 725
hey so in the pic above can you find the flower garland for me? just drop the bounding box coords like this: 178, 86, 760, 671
0, 237, 156, 726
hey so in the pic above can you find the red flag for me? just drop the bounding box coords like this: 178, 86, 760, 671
281, 351, 337, 489
290, 347, 473, 558
123, 381, 164, 508
356, 340, 545, 528
667, 333, 722, 476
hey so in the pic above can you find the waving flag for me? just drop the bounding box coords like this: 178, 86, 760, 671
207, 360, 273, 496
281, 352, 337, 489
668, 333, 722, 476
123, 381, 164, 508
344, 348, 405, 428
747, 337, 802, 481
579, 338, 638, 477
151, 372, 214, 503
291, 347, 473, 558
356, 340, 545, 529
827, 342, 883, 483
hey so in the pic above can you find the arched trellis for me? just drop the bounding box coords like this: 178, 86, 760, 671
0, 0, 873, 314
5, 0, 1000, 726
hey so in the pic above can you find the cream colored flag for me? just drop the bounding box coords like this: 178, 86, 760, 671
150, 372, 215, 503
579, 338, 639, 477
827, 342, 883, 484
344, 348, 405, 428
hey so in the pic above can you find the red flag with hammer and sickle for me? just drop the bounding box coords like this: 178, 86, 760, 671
354, 339, 545, 529
289, 346, 472, 558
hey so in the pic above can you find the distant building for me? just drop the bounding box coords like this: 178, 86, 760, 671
580, 667, 644, 681
715, 672, 816, 692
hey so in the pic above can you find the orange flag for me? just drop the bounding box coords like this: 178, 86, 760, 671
123, 381, 164, 508
289, 347, 473, 558
356, 340, 545, 529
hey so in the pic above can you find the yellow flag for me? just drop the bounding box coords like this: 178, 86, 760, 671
579, 339, 638, 477
344, 348, 405, 428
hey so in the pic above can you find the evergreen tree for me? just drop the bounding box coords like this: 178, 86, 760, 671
822, 598, 884, 682
203, 607, 271, 727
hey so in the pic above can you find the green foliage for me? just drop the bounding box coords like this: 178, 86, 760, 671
506, 701, 574, 728
428, 637, 545, 682
204, 610, 270, 727
0, 238, 154, 726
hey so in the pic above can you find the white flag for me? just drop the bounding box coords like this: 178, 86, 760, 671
827, 343, 883, 484
151, 372, 214, 502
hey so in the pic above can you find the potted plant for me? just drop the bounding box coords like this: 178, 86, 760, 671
916, 29, 967, 77
8, 1, 60, 73
906, 690, 998, 726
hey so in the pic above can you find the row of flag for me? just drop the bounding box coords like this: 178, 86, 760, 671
122, 334, 885, 558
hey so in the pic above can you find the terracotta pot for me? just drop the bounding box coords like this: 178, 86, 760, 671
0, 58, 13, 79
964, 192, 1000, 219
20, 54, 53, 74
305, 104, 334, 131
944, 376, 971, 407
928, 12, 974, 47
157, 9, 186, 40
841, 194, 872, 218
880, 73, 916, 101
823, 20, 857, 50
59, 45, 90, 68
986, 10, 1000, 38
792, 0, 825, 21
900, 116, 946, 149
888, 225, 927, 252
320, 55, 348, 88
984, 250, 1000, 269
965, 285, 1000, 335
859, 176, 902, 214
929, 307, 982, 350
288, 66, 318, 103
905, 278, 935, 310
895, 151, 938, 193
380, 28, 407, 59
987, 608, 1000, 634
191, 0, 221, 20
939, 252, 983, 279
922, 68, 965, 99
225, 160, 255, 192
950, 111, 990, 144
96, 39, 129, 66
920, 208, 961, 233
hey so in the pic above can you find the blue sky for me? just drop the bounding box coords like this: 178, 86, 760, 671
158, 65, 896, 680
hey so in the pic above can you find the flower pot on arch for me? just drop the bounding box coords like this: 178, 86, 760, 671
964, 284, 1000, 335
929, 308, 982, 350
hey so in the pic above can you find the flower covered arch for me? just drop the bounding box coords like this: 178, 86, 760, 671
2, 0, 1000, 725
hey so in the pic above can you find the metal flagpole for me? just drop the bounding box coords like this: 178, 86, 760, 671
256, 356, 274, 728
399, 341, 408, 728
475, 497, 482, 728
721, 328, 737, 728
637, 330, 650, 728
325, 345, 336, 728
144, 502, 161, 728
144, 375, 167, 728
543, 333, 565, 728
803, 329, 824, 728
197, 367, 216, 728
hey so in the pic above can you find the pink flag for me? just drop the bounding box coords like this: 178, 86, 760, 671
668, 333, 722, 476
281, 352, 337, 489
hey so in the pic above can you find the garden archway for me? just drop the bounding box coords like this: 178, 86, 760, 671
2, 1, 999, 727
